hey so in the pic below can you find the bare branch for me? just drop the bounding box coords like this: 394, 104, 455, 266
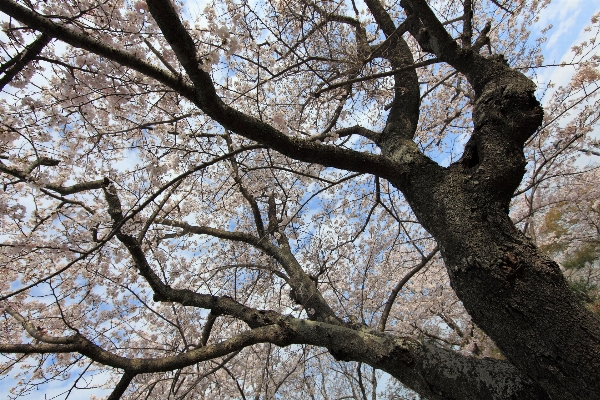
378, 246, 439, 332
313, 58, 439, 97
462, 0, 473, 48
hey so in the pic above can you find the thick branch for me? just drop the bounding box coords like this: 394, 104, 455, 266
107, 371, 136, 400
201, 312, 217, 346
0, 0, 194, 96
0, 33, 51, 91
3, 306, 546, 400
0, 343, 79, 353
0, 0, 427, 182
158, 218, 341, 325
402, 0, 459, 61
462, 0, 473, 48
364, 0, 422, 152
364, 0, 397, 36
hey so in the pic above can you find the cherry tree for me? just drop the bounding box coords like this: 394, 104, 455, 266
0, 0, 599, 399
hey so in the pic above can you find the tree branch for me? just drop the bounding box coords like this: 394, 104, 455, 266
107, 371, 136, 400
378, 246, 439, 331
2, 306, 547, 400
0, 0, 195, 96
4, 306, 77, 345
157, 219, 341, 325
0, 32, 51, 91
363, 0, 423, 158
402, 0, 458, 59
0, 0, 425, 181
313, 58, 439, 96
0, 343, 79, 353
462, 0, 473, 48
0, 159, 109, 195
224, 134, 267, 238
201, 312, 218, 347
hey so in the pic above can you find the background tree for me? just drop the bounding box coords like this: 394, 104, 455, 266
0, 0, 599, 399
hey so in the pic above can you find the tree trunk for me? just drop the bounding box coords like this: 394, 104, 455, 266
384, 4, 600, 395
394, 163, 600, 399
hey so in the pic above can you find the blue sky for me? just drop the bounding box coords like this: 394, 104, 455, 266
532, 0, 600, 97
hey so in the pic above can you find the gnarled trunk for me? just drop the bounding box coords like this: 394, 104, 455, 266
394, 161, 600, 399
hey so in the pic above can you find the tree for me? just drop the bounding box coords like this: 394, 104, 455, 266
0, 0, 599, 398
523, 168, 600, 315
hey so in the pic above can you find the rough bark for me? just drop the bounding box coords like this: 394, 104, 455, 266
394, 160, 600, 399
382, 1, 600, 398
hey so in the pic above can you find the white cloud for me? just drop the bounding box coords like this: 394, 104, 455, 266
532, 1, 600, 100
535, 0, 583, 53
